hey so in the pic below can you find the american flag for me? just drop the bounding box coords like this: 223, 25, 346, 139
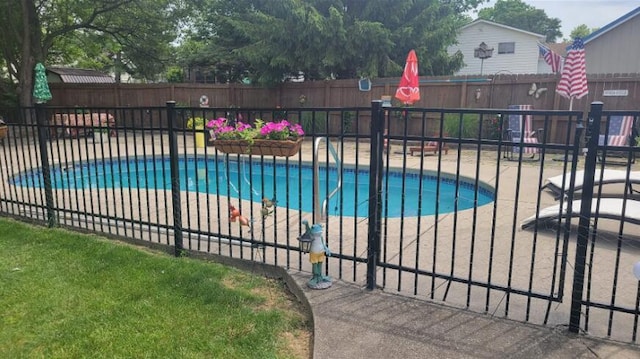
538, 44, 562, 73
556, 38, 588, 100
598, 116, 635, 147
508, 104, 538, 154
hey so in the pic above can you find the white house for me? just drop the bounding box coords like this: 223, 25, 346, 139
448, 19, 551, 75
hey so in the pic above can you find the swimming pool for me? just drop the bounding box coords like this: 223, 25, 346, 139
10, 157, 495, 218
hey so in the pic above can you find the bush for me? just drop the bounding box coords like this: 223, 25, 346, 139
166, 66, 184, 83
186, 117, 205, 129
443, 113, 481, 139
342, 111, 354, 133
443, 113, 502, 140
484, 115, 503, 140
301, 111, 327, 134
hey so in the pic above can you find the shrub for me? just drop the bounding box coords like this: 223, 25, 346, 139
186, 117, 205, 129
443, 113, 481, 139
301, 111, 327, 134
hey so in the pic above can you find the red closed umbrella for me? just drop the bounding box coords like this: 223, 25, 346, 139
395, 49, 420, 105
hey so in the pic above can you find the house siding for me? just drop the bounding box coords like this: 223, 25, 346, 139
448, 21, 545, 75
585, 14, 640, 74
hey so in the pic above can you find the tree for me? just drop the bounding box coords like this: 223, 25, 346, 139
180, 0, 484, 86
166, 66, 185, 83
478, 0, 562, 42
567, 24, 596, 41
0, 0, 182, 108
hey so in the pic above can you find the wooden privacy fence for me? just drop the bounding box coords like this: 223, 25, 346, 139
49, 73, 640, 111
43, 72, 640, 142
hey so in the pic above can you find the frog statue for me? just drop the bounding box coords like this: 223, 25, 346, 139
299, 220, 332, 289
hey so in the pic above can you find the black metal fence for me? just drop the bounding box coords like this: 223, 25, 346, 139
1, 101, 639, 343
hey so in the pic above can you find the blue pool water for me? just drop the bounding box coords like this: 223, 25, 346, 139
10, 157, 494, 217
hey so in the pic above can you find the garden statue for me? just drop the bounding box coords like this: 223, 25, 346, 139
32, 63, 52, 104
261, 197, 277, 218
229, 204, 250, 227
299, 220, 332, 289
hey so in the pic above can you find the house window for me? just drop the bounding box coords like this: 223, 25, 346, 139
498, 42, 515, 54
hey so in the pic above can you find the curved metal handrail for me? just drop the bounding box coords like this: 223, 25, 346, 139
313, 137, 342, 222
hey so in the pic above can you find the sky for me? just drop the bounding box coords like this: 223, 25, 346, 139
471, 0, 640, 41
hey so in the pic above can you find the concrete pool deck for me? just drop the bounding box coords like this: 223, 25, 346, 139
2, 134, 640, 355
290, 271, 640, 359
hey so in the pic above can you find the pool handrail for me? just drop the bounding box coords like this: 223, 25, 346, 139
313, 137, 342, 222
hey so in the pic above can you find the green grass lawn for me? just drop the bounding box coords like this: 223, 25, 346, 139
0, 218, 310, 358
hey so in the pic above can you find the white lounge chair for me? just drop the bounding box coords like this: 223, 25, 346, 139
542, 169, 640, 199
521, 198, 640, 229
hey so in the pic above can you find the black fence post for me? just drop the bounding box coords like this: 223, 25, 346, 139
366, 100, 384, 290
569, 101, 603, 333
167, 101, 184, 256
35, 104, 55, 227
558, 112, 584, 299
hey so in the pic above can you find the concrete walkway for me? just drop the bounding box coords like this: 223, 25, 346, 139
290, 272, 640, 359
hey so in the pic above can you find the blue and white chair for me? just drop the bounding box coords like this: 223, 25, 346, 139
503, 104, 541, 161
597, 115, 636, 164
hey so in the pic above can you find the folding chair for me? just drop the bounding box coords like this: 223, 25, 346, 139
503, 104, 541, 161
597, 115, 636, 164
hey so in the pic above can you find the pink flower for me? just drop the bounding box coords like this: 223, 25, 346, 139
290, 123, 304, 136
207, 117, 227, 129
236, 122, 251, 131
217, 125, 235, 134
211, 117, 303, 141
260, 122, 277, 136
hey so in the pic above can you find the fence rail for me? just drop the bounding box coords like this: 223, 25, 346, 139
1, 102, 639, 343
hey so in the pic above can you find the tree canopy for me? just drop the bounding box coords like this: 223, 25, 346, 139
0, 0, 182, 106
174, 0, 485, 85
477, 0, 562, 42
0, 0, 487, 105
567, 25, 596, 42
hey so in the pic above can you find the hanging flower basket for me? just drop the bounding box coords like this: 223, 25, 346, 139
211, 137, 303, 157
